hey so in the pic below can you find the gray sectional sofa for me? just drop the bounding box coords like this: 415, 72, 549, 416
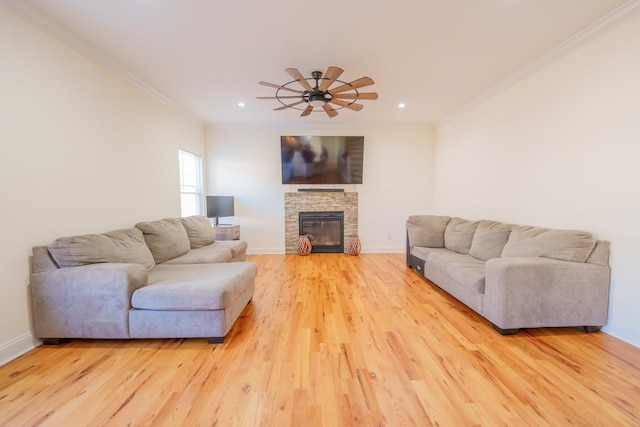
30, 215, 256, 344
406, 215, 611, 334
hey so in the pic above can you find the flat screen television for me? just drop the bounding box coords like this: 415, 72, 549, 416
206, 196, 234, 225
280, 135, 364, 184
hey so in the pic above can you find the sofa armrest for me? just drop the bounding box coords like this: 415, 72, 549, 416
482, 257, 610, 330
30, 263, 148, 339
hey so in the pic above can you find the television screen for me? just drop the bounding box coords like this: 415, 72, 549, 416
280, 136, 364, 184
206, 196, 235, 218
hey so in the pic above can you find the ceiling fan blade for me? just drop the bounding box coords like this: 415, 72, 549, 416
259, 81, 304, 94
329, 77, 375, 94
301, 105, 313, 117
322, 103, 338, 118
332, 92, 379, 100
318, 66, 344, 92
286, 68, 314, 91
274, 100, 306, 111
257, 96, 302, 100
329, 99, 364, 111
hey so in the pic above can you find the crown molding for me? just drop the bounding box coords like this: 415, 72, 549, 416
206, 121, 433, 133
1, 1, 204, 126
437, 0, 640, 126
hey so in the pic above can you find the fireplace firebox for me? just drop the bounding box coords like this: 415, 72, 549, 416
299, 211, 344, 253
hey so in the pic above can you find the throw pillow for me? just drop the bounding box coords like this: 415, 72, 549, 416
181, 215, 216, 249
135, 218, 191, 264
469, 220, 513, 261
49, 227, 155, 270
406, 215, 451, 248
444, 217, 480, 254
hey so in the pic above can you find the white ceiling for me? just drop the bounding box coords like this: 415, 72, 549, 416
2, 0, 636, 128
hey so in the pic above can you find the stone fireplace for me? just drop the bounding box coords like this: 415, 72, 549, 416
284, 191, 357, 254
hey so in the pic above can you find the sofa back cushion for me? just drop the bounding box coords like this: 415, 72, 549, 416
444, 217, 480, 254
406, 215, 451, 248
586, 240, 610, 266
32, 246, 60, 273
469, 220, 513, 261
48, 227, 155, 270
501, 225, 596, 263
181, 215, 216, 249
135, 218, 191, 264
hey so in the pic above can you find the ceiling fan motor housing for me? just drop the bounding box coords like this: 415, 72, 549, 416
308, 93, 327, 107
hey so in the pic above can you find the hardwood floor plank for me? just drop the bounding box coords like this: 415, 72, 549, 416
0, 253, 639, 426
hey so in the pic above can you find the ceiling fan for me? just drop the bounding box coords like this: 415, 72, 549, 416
258, 67, 378, 118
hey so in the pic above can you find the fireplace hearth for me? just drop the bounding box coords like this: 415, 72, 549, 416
299, 212, 344, 253
284, 191, 357, 254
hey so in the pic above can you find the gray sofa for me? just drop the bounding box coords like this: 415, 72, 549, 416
406, 215, 611, 334
30, 215, 256, 344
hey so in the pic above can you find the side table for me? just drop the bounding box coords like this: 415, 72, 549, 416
213, 224, 240, 241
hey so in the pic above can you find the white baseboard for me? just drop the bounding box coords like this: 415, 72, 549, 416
247, 248, 406, 255
361, 247, 405, 254
602, 323, 640, 349
0, 331, 41, 367
246, 247, 285, 254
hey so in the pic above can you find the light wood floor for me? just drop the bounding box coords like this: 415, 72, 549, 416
1, 254, 639, 426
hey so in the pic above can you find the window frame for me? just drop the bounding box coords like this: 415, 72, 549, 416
178, 149, 204, 217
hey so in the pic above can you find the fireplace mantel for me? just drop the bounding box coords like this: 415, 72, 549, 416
284, 192, 358, 254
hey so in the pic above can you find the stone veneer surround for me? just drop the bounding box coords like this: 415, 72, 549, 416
284, 192, 358, 254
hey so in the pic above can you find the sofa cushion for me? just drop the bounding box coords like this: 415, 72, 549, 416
501, 226, 597, 263
135, 218, 191, 264
445, 262, 486, 293
444, 218, 480, 254
132, 262, 258, 311
164, 246, 232, 264
207, 240, 248, 259
406, 215, 451, 248
180, 215, 216, 249
469, 220, 513, 261
427, 251, 484, 273
48, 228, 155, 270
411, 246, 451, 261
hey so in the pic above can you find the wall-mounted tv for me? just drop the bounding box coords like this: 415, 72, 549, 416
280, 135, 364, 184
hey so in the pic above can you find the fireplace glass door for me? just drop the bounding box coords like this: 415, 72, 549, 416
299, 211, 344, 253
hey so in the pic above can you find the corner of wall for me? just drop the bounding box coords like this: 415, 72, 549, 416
602, 322, 640, 349
0, 331, 40, 367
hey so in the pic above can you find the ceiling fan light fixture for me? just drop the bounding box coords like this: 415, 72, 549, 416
308, 94, 326, 107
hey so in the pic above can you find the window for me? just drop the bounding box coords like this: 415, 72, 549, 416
178, 149, 204, 217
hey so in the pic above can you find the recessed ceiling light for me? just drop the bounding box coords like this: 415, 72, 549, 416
398, 103, 406, 108
238, 102, 246, 107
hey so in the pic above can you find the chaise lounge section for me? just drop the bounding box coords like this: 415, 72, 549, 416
30, 215, 256, 344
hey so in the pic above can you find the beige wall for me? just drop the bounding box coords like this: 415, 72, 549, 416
205, 126, 435, 253
0, 8, 205, 364
433, 13, 640, 346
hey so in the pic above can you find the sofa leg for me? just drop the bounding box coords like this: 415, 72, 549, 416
583, 326, 601, 333
206, 337, 225, 344
492, 325, 520, 335
41, 338, 61, 345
